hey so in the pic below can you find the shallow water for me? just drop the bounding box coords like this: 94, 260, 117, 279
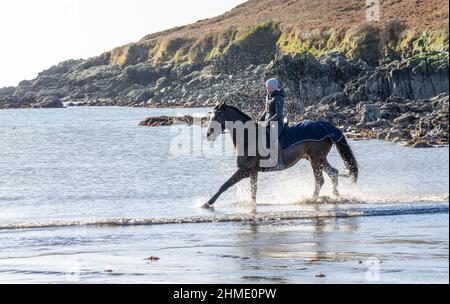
0, 107, 448, 283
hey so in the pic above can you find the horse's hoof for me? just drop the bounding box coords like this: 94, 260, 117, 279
202, 203, 214, 209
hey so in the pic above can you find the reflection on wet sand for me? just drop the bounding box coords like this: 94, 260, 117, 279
230, 203, 365, 283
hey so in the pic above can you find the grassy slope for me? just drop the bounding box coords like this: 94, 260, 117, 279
87, 1, 450, 67
106, 0, 449, 67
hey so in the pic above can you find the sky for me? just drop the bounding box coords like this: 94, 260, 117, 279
0, 0, 246, 87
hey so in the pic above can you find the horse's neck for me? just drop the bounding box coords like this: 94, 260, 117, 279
223, 109, 255, 153
224, 116, 257, 154
227, 125, 238, 150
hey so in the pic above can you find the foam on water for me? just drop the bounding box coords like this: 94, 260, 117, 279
0, 203, 447, 230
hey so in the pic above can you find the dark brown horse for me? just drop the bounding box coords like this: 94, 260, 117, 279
204, 102, 358, 207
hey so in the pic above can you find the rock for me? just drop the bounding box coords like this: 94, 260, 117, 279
265, 53, 362, 106
139, 115, 209, 127
377, 132, 387, 140
125, 89, 155, 102
320, 92, 351, 107
366, 118, 389, 128
393, 114, 418, 128
411, 141, 433, 148
123, 63, 158, 85
380, 101, 409, 119
386, 129, 412, 141
139, 116, 169, 127
38, 96, 64, 108
0, 86, 16, 96
69, 65, 119, 85
360, 104, 380, 123
144, 256, 160, 261
155, 77, 170, 90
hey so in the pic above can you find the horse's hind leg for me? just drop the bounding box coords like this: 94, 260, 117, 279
310, 159, 325, 198
323, 160, 339, 197
250, 171, 258, 202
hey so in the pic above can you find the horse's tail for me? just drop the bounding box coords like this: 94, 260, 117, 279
335, 136, 359, 184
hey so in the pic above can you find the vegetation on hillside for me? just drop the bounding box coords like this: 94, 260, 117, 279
103, 0, 448, 68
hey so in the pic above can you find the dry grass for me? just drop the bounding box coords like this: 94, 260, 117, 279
142, 0, 448, 42
107, 0, 449, 66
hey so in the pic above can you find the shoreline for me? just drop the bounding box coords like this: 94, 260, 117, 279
1, 202, 448, 231
1, 51, 448, 149
1, 104, 448, 148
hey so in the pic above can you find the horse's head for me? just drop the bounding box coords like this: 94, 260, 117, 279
206, 102, 227, 142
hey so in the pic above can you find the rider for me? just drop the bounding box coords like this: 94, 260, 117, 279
259, 78, 285, 170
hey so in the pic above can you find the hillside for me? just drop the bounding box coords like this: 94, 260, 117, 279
107, 0, 448, 67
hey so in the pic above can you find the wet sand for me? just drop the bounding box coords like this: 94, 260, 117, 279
0, 209, 447, 284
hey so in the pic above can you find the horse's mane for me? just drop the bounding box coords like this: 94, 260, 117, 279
223, 104, 252, 121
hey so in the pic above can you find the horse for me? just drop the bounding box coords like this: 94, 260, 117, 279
204, 102, 359, 207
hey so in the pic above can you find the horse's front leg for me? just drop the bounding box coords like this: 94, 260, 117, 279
205, 169, 252, 207
250, 171, 258, 202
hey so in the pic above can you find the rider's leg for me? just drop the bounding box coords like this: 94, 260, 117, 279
274, 122, 284, 170
273, 144, 284, 170
265, 123, 284, 170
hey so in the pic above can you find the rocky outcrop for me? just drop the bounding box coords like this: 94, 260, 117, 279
301, 93, 449, 147
139, 115, 208, 127
3, 50, 446, 112
265, 52, 449, 107
264, 52, 369, 106
1, 50, 448, 147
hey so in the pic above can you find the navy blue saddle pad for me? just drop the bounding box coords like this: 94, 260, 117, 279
281, 120, 344, 149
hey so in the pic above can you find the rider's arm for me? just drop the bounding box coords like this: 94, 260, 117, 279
265, 95, 284, 123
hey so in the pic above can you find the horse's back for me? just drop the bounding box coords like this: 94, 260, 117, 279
282, 120, 344, 150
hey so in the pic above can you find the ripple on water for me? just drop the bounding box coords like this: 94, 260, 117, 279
0, 203, 447, 230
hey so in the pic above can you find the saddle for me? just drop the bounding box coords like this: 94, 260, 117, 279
264, 115, 290, 149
